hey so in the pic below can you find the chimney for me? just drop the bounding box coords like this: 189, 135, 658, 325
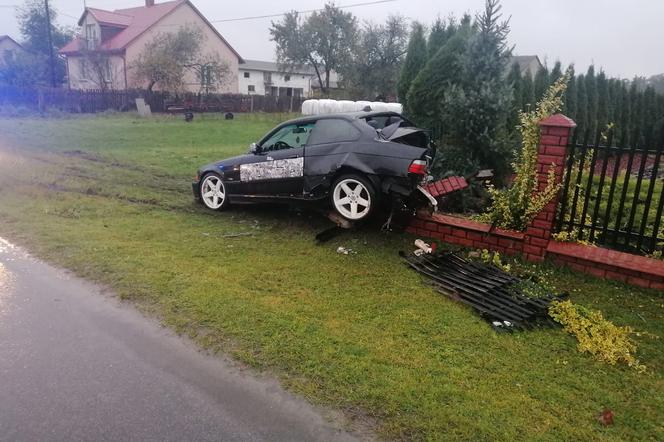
146, 0, 155, 6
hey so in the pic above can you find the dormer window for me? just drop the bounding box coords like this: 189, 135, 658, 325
85, 24, 98, 49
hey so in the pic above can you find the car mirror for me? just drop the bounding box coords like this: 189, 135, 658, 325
248, 142, 259, 154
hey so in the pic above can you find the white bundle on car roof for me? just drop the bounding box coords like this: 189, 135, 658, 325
301, 99, 402, 115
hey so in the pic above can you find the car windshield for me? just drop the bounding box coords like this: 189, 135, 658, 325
260, 123, 315, 151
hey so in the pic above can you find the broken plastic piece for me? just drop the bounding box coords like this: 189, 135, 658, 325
414, 239, 433, 254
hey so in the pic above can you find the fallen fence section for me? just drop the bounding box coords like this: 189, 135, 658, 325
401, 251, 566, 331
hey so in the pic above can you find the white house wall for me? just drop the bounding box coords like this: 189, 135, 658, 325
238, 68, 313, 96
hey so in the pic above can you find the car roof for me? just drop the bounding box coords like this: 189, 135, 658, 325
279, 111, 403, 126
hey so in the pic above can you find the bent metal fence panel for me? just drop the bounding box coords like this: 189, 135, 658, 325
555, 128, 664, 255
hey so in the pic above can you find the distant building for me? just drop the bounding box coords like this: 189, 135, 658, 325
58, 0, 242, 92
238, 59, 340, 98
509, 55, 543, 78
0, 35, 24, 66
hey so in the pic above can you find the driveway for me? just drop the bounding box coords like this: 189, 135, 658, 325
0, 238, 360, 441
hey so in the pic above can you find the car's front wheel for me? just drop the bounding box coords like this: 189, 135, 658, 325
200, 173, 229, 211
331, 174, 375, 221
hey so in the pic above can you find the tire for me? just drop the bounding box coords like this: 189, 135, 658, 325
331, 174, 376, 221
199, 173, 229, 211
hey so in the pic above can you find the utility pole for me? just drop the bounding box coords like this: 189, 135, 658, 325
44, 0, 57, 87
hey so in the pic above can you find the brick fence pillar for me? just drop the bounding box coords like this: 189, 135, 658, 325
522, 114, 577, 262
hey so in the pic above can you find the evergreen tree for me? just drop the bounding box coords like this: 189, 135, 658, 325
563, 65, 576, 119
437, 0, 513, 179
550, 61, 563, 83
585, 65, 598, 135
397, 22, 427, 107
521, 72, 535, 109
596, 70, 608, 130
576, 73, 588, 135
427, 17, 450, 59
628, 80, 639, 142
507, 62, 522, 129
619, 82, 631, 140
533, 65, 549, 100
407, 25, 471, 135
642, 86, 657, 137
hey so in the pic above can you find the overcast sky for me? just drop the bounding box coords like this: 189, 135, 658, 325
0, 0, 661, 78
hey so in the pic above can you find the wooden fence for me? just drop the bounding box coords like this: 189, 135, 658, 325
0, 86, 305, 114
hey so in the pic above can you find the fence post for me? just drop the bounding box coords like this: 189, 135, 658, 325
522, 113, 577, 262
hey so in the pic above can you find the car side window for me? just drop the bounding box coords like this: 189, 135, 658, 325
308, 119, 361, 145
260, 123, 315, 151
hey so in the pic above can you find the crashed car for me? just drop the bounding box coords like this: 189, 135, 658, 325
192, 111, 438, 221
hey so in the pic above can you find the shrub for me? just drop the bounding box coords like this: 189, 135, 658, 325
549, 300, 646, 372
477, 69, 572, 230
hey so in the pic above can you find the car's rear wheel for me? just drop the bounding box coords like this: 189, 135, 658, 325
331, 174, 375, 221
200, 173, 229, 211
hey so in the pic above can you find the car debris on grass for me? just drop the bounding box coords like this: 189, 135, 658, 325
401, 248, 567, 331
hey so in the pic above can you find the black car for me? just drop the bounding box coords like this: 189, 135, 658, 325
192, 111, 437, 221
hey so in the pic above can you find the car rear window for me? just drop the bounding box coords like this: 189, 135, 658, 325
308, 119, 360, 145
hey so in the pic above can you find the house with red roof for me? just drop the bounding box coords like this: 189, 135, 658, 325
0, 35, 24, 66
59, 0, 242, 92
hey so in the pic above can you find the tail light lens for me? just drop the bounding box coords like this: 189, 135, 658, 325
408, 159, 428, 175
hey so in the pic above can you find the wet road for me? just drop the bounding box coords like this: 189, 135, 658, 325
0, 238, 359, 441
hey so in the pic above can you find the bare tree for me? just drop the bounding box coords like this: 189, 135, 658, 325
79, 48, 121, 92
270, 4, 358, 94
186, 54, 231, 95
342, 15, 409, 99
131, 25, 231, 94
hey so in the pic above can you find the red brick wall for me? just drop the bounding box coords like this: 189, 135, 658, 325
408, 113, 664, 290
407, 213, 525, 255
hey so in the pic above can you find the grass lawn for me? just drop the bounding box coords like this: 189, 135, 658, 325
0, 113, 662, 440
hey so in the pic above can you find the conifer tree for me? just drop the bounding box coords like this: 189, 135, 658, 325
397, 22, 428, 109
576, 73, 588, 135
585, 65, 598, 135
507, 62, 522, 129
407, 25, 472, 135
628, 81, 639, 142
550, 61, 563, 83
427, 17, 451, 59
563, 65, 576, 119
596, 70, 608, 130
533, 65, 550, 100
521, 72, 535, 109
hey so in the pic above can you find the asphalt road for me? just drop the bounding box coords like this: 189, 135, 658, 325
0, 238, 360, 442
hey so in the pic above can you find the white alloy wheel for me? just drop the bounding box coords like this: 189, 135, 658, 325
201, 174, 226, 210
332, 178, 372, 220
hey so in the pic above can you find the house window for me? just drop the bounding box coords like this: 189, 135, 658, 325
243, 72, 250, 78
202, 65, 212, 86
85, 24, 97, 49
103, 59, 111, 82
80, 58, 88, 79
248, 85, 255, 93
3, 49, 13, 63
284, 74, 291, 82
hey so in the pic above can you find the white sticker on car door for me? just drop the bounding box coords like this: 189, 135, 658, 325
240, 157, 304, 182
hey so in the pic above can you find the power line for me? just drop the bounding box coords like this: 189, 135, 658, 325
209, 0, 397, 23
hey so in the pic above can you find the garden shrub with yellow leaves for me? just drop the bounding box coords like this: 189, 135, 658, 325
478, 70, 572, 231
549, 300, 646, 372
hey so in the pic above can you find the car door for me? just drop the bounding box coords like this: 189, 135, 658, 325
238, 123, 314, 197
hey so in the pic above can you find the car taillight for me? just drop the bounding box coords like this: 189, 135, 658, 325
408, 159, 428, 175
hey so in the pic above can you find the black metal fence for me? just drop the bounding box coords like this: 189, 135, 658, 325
0, 86, 305, 114
555, 128, 664, 255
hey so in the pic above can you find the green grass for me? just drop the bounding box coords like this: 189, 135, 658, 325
0, 113, 662, 440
